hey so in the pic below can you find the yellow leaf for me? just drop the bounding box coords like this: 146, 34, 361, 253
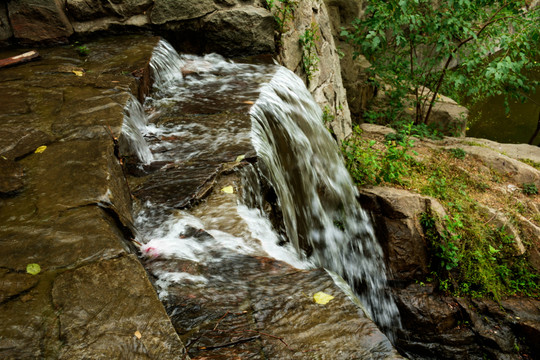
235, 154, 245, 162
313, 291, 334, 305
221, 186, 234, 194
26, 263, 41, 275
72, 70, 84, 76
134, 330, 142, 339
34, 145, 47, 154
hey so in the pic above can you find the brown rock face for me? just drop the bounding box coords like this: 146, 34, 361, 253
0, 158, 24, 195
0, 3, 13, 44
393, 284, 540, 359
52, 255, 187, 359
8, 0, 73, 44
358, 186, 447, 282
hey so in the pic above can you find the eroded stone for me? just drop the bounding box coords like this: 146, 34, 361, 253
52, 255, 187, 359
0, 158, 24, 194
8, 0, 73, 44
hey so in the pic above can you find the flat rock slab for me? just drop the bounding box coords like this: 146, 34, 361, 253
151, 253, 400, 359
0, 35, 188, 359
52, 255, 187, 359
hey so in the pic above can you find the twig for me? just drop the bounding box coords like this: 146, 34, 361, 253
213, 311, 230, 331
198, 335, 260, 350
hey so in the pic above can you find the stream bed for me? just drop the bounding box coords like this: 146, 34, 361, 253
125, 40, 401, 359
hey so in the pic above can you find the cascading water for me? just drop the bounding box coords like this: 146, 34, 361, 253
120, 94, 154, 164
250, 67, 401, 336
132, 39, 400, 346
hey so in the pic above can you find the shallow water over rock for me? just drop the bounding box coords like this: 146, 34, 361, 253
129, 41, 401, 358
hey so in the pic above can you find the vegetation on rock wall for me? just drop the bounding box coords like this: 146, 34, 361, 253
341, 0, 540, 128
342, 126, 540, 300
265, 0, 297, 37
299, 22, 320, 81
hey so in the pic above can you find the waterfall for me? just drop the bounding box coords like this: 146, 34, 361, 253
250, 67, 401, 335
133, 39, 400, 340
119, 94, 153, 164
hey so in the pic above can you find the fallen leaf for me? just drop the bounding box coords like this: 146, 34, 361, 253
72, 70, 84, 76
134, 330, 142, 339
313, 291, 334, 305
26, 263, 41, 275
34, 145, 47, 154
235, 154, 245, 162
221, 186, 234, 194
243, 100, 254, 105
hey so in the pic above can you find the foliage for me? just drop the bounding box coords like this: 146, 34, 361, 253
341, 0, 540, 125
342, 124, 417, 186
299, 22, 320, 80
265, 0, 297, 35
342, 129, 539, 299
73, 42, 90, 56
449, 148, 467, 160
522, 182, 538, 195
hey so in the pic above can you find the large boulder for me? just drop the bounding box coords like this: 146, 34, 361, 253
358, 186, 447, 282
0, 3, 12, 45
202, 6, 274, 56
8, 0, 73, 44
444, 137, 540, 188
66, 0, 153, 21
275, 0, 353, 140
393, 284, 540, 359
150, 0, 217, 24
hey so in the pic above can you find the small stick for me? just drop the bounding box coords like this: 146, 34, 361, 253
213, 311, 230, 331
198, 335, 260, 350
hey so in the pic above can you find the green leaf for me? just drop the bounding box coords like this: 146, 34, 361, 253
26, 263, 41, 275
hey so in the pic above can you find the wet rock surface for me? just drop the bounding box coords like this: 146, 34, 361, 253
0, 36, 187, 359
129, 52, 401, 359
157, 254, 400, 359
393, 284, 540, 360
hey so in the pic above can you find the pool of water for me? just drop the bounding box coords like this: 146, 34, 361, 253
466, 66, 540, 146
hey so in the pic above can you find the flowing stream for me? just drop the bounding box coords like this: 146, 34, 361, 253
127, 40, 400, 342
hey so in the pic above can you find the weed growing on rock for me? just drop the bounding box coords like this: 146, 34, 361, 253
522, 183, 538, 195
343, 129, 539, 300
449, 148, 467, 160
265, 0, 297, 35
342, 125, 417, 186
299, 22, 320, 81
73, 42, 90, 57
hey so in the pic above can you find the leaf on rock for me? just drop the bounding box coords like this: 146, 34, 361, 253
221, 186, 234, 194
34, 145, 47, 154
235, 154, 245, 162
72, 70, 84, 77
26, 263, 41, 275
134, 330, 142, 339
313, 291, 334, 305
